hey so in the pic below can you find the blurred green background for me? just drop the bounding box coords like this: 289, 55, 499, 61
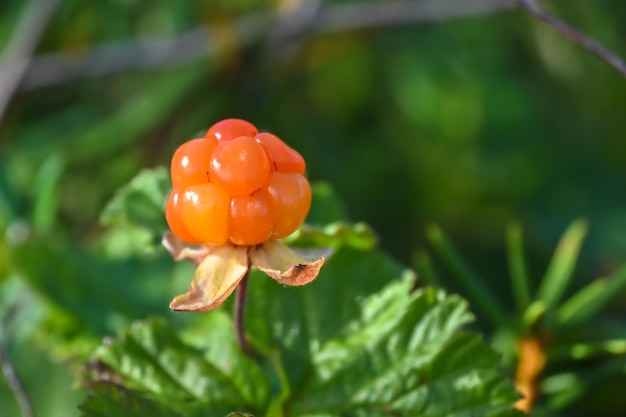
1, 0, 626, 416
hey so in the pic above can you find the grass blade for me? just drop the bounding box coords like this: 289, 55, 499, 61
412, 249, 441, 287
522, 300, 546, 330
558, 265, 626, 327
548, 339, 626, 361
506, 221, 531, 312
536, 219, 588, 326
557, 278, 607, 326
426, 224, 508, 327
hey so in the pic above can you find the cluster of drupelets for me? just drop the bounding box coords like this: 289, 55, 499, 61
166, 119, 311, 247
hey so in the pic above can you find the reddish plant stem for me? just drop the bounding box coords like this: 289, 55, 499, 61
234, 267, 252, 356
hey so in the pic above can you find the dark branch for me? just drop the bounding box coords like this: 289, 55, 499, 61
312, 0, 516, 34
518, 0, 626, 79
20, 0, 516, 91
20, 13, 269, 91
0, 0, 59, 123
13, 0, 626, 92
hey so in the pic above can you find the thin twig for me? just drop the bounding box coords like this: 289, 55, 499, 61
20, 13, 268, 92
0, 0, 60, 124
234, 267, 252, 356
14, 0, 626, 90
518, 0, 626, 79
20, 0, 516, 91
0, 341, 34, 417
312, 0, 516, 34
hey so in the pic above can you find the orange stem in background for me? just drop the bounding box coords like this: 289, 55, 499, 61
514, 336, 547, 413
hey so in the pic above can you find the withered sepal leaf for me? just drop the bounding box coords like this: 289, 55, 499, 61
249, 239, 325, 286
169, 244, 249, 312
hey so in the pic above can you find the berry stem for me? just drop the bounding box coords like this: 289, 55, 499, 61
234, 264, 252, 356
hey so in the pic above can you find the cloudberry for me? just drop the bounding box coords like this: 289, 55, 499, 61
166, 118, 311, 246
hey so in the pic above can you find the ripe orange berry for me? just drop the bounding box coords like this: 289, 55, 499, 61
205, 118, 258, 142
170, 138, 217, 188
229, 190, 274, 246
255, 132, 305, 174
167, 119, 313, 246
264, 172, 311, 238
165, 188, 201, 244
179, 183, 230, 246
209, 136, 270, 197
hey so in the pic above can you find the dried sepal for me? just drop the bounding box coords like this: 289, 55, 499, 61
162, 231, 210, 265
249, 239, 324, 286
169, 244, 249, 312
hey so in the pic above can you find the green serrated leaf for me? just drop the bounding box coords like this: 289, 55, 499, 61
100, 167, 170, 229
245, 246, 408, 385
290, 282, 520, 416
82, 245, 520, 417
80, 383, 181, 417
99, 167, 171, 254
96, 224, 156, 260
245, 247, 521, 416
88, 316, 270, 416
81, 383, 249, 417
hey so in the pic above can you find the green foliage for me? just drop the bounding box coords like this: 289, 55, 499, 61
425, 225, 509, 328
557, 266, 626, 328
99, 167, 171, 257
419, 219, 626, 415
1, 166, 522, 416
536, 220, 588, 327
74, 170, 521, 416
100, 167, 170, 233
82, 271, 520, 416
283, 222, 377, 251
2, 1, 626, 416
83, 317, 269, 416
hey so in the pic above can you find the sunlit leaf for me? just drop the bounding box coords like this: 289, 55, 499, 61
100, 167, 170, 232
99, 167, 171, 256
283, 221, 377, 251
82, 245, 520, 416
83, 316, 270, 416
246, 247, 521, 416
